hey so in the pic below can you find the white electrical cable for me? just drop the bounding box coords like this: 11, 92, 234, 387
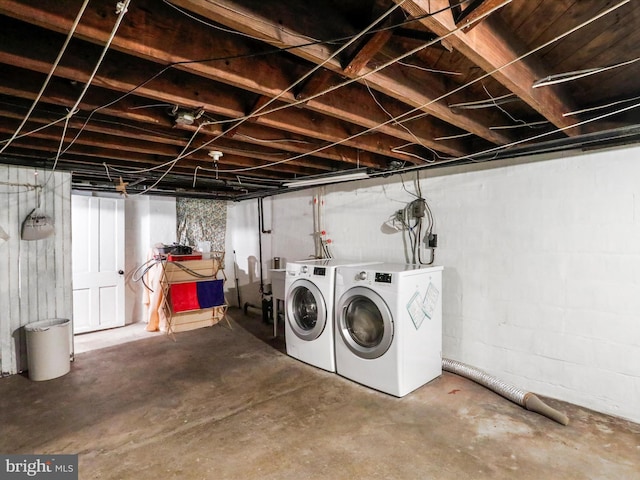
56, 0, 473, 159
481, 83, 531, 127
0, 117, 69, 145
448, 93, 517, 110
94, 0, 416, 191
235, 133, 313, 145
61, 0, 132, 123
162, 0, 321, 44
489, 120, 549, 130
127, 103, 175, 110
364, 79, 434, 160
563, 94, 640, 117
130, 118, 209, 195
434, 132, 473, 141
192, 165, 201, 187
179, 0, 515, 172
532, 56, 640, 88
174, 0, 410, 166
205, 0, 629, 174
377, 51, 462, 76
391, 144, 435, 163
396, 59, 462, 76
106, 120, 214, 176
37, 0, 630, 188
0, 0, 90, 154
45, 0, 132, 187
393, 0, 631, 129
377, 100, 640, 177
365, 79, 457, 162
49, 0, 481, 187
196, 0, 510, 141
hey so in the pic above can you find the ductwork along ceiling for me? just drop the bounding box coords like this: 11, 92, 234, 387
0, 0, 639, 199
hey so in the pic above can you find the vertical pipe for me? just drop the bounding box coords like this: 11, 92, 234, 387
257, 198, 264, 295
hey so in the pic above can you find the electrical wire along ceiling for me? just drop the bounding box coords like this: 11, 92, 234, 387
0, 0, 639, 199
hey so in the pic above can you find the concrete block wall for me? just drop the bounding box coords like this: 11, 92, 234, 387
426, 148, 640, 422
234, 145, 640, 423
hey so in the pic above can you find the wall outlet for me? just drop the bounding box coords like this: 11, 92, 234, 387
427, 233, 438, 248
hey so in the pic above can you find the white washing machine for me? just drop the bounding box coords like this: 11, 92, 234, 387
284, 259, 380, 372
334, 263, 444, 397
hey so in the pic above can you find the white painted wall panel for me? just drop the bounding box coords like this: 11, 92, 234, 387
226, 200, 263, 307
124, 195, 176, 324
0, 165, 72, 375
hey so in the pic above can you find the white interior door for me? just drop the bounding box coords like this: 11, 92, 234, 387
72, 195, 125, 333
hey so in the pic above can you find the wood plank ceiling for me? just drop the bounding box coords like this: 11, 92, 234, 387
0, 0, 638, 199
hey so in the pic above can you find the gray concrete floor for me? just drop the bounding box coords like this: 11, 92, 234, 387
74, 321, 155, 354
1, 308, 639, 479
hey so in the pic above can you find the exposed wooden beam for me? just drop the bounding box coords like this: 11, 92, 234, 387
396, 0, 582, 136
343, 28, 393, 77
294, 69, 337, 103
164, 0, 511, 145
0, 0, 469, 157
450, 0, 510, 31
0, 110, 340, 175
0, 24, 425, 168
2, 134, 322, 178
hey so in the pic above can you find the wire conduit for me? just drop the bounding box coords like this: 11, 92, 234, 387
442, 358, 569, 426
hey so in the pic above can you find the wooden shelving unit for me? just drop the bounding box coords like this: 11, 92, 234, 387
159, 256, 230, 334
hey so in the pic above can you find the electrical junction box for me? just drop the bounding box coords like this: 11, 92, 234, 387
411, 200, 426, 218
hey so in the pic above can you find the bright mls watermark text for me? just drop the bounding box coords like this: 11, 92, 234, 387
1, 455, 78, 479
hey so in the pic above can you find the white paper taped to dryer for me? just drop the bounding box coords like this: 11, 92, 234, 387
21, 207, 55, 240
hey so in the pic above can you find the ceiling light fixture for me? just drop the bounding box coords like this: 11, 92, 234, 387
284, 170, 369, 188
170, 105, 205, 125
208, 150, 223, 162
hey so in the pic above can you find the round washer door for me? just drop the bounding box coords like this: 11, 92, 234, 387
286, 278, 327, 341
336, 286, 393, 359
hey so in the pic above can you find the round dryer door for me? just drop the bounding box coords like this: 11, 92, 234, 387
336, 286, 393, 359
286, 278, 327, 341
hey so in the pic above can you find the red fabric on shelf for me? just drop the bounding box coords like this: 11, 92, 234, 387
170, 282, 200, 312
167, 253, 203, 262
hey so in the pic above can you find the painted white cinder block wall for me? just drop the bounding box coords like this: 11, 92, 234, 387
227, 145, 640, 423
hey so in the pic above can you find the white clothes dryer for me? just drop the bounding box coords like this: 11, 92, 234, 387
284, 259, 380, 372
334, 263, 444, 397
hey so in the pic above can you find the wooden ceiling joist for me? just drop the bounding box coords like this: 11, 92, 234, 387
0, 0, 471, 157
450, 0, 510, 31
0, 0, 638, 198
343, 28, 394, 77
396, 0, 582, 135
166, 0, 512, 146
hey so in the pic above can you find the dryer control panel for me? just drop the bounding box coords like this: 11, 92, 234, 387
374, 272, 393, 284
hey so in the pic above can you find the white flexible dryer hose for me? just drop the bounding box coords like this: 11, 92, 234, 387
442, 358, 569, 426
